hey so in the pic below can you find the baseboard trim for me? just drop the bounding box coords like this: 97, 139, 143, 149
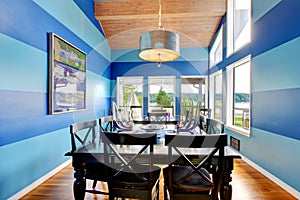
8, 159, 72, 200
241, 154, 300, 199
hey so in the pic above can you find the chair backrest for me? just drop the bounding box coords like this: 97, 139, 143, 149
206, 118, 224, 134
164, 133, 227, 199
147, 111, 168, 122
103, 131, 157, 146
70, 120, 97, 152
199, 114, 207, 131
102, 131, 160, 199
199, 108, 211, 118
99, 115, 114, 141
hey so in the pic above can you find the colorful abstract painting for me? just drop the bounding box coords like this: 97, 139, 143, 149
48, 33, 86, 114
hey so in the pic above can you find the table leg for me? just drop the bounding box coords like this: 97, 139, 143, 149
220, 171, 232, 200
73, 166, 86, 200
220, 158, 233, 200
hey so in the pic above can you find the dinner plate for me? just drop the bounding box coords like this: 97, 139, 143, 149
140, 124, 164, 132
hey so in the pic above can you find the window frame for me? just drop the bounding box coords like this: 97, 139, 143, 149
209, 70, 223, 120
148, 76, 176, 116
116, 76, 144, 118
227, 0, 251, 57
210, 26, 223, 68
226, 55, 251, 137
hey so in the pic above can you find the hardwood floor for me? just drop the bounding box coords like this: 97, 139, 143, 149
21, 159, 296, 200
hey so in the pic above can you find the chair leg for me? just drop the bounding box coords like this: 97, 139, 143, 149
108, 195, 114, 200
92, 179, 97, 189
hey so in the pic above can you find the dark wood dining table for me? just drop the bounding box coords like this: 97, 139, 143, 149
65, 122, 240, 200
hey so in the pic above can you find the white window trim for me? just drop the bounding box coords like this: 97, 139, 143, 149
226, 55, 251, 137
116, 76, 144, 107
210, 26, 223, 68
209, 70, 222, 119
226, 0, 252, 58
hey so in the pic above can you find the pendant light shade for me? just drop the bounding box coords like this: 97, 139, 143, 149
138, 0, 180, 63
139, 30, 180, 62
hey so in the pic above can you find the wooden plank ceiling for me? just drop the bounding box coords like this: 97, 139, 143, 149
94, 0, 226, 50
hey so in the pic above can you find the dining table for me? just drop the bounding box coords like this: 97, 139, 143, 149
65, 120, 241, 200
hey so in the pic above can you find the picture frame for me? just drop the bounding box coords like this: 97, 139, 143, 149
48, 33, 86, 114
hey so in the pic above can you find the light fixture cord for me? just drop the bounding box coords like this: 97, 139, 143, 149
157, 0, 163, 30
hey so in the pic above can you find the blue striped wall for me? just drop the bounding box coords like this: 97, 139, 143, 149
211, 0, 300, 194
0, 0, 111, 199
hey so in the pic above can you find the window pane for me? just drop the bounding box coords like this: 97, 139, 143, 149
210, 26, 223, 67
233, 61, 250, 129
234, 0, 251, 50
148, 77, 175, 116
227, 0, 251, 56
181, 77, 206, 118
214, 73, 222, 120
117, 77, 143, 118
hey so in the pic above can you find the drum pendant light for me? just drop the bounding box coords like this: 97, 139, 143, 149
139, 0, 180, 63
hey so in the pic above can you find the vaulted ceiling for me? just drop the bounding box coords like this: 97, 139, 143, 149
94, 0, 226, 50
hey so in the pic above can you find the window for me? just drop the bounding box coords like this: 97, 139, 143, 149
210, 26, 223, 67
148, 76, 175, 117
226, 56, 251, 136
209, 71, 223, 120
227, 0, 251, 56
181, 76, 208, 118
117, 77, 143, 118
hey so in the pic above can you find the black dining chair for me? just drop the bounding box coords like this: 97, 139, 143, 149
99, 115, 114, 140
199, 114, 208, 132
206, 118, 224, 134
102, 131, 161, 200
148, 111, 169, 122
163, 133, 227, 200
199, 108, 211, 118
82, 115, 115, 191
69, 119, 109, 196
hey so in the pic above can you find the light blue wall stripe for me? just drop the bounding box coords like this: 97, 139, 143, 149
252, 36, 300, 92
252, 0, 282, 22
33, 0, 111, 61
0, 128, 70, 200
227, 127, 300, 191
86, 71, 111, 98
0, 33, 46, 92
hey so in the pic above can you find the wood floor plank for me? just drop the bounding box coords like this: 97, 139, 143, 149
20, 159, 297, 200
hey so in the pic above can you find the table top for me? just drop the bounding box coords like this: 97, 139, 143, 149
66, 133, 240, 159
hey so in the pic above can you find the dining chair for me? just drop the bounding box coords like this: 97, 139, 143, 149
99, 115, 114, 140
199, 114, 208, 132
102, 131, 161, 200
163, 133, 227, 200
147, 111, 169, 122
70, 120, 109, 195
199, 108, 211, 118
206, 118, 224, 134
85, 115, 115, 191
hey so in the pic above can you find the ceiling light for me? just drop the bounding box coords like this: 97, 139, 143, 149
139, 0, 180, 63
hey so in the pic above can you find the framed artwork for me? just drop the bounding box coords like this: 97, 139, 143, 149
48, 33, 86, 114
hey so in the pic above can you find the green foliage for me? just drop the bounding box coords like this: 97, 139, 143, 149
156, 87, 171, 106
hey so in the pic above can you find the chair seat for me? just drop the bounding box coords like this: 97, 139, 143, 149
85, 163, 109, 182
109, 165, 161, 190
164, 165, 213, 193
